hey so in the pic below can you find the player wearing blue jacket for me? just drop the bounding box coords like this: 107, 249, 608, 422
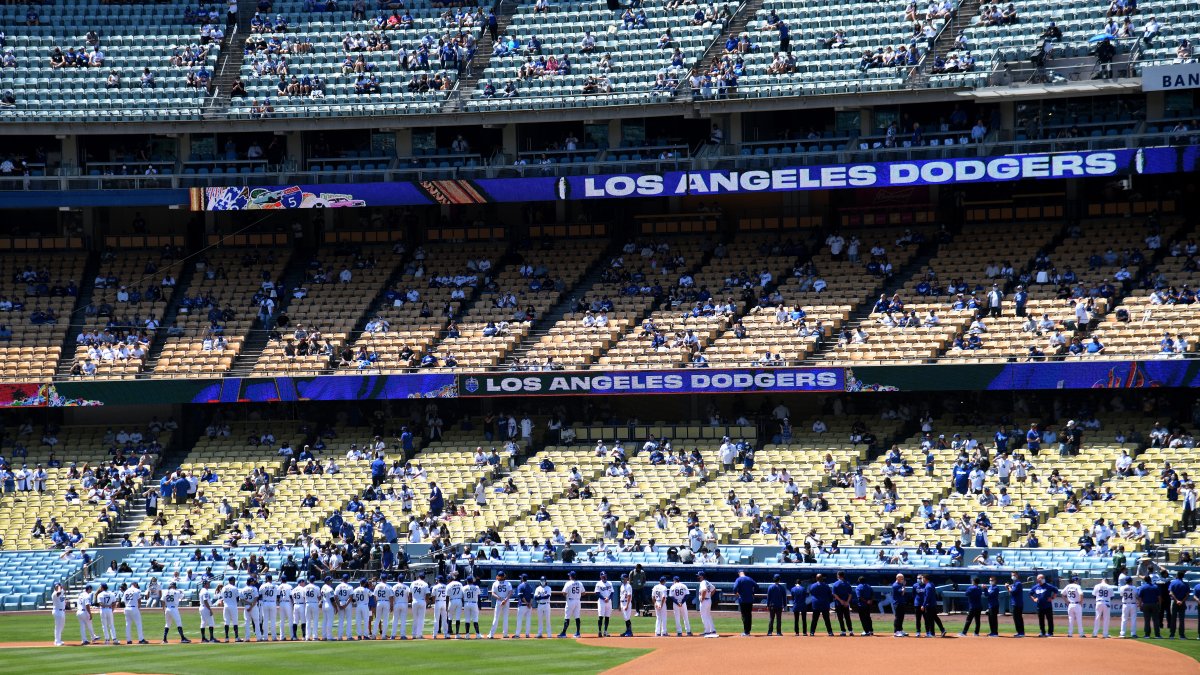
854, 576, 875, 636
1168, 570, 1189, 639
1007, 573, 1026, 637
1029, 574, 1059, 637
765, 575, 787, 636
913, 578, 926, 636
830, 571, 855, 636
1137, 575, 1162, 638
790, 579, 808, 636
960, 577, 983, 636
890, 574, 910, 637
985, 576, 1001, 636
807, 574, 834, 636
919, 575, 945, 637
732, 570, 758, 636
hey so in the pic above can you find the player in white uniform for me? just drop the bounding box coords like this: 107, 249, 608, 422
462, 577, 481, 638
122, 582, 147, 644
290, 579, 308, 640
1092, 579, 1114, 638
619, 573, 635, 637
487, 571, 512, 638
410, 572, 430, 639
1118, 575, 1139, 638
430, 576, 448, 638
51, 583, 67, 646
275, 578, 293, 640
333, 576, 354, 640
651, 577, 670, 637
1062, 575, 1084, 637
594, 571, 614, 637
319, 576, 333, 638
258, 576, 278, 641
391, 576, 411, 639
352, 580, 372, 639
198, 580, 217, 643
296, 579, 315, 640
162, 582, 191, 643
697, 570, 717, 637
96, 583, 118, 644
75, 585, 98, 645
220, 576, 241, 642
240, 581, 261, 641
374, 576, 395, 638
446, 575, 464, 638
534, 577, 552, 638
558, 570, 584, 638
669, 576, 693, 636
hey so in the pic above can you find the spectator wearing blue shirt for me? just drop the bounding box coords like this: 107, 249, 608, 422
172, 474, 190, 504
1007, 572, 1026, 637
985, 576, 1001, 636
1026, 423, 1041, 456
853, 576, 876, 635
399, 428, 413, 453
326, 511, 343, 539
765, 575, 787, 636
370, 456, 387, 488
732, 570, 758, 636
790, 579, 808, 636
807, 574, 834, 636
1169, 570, 1189, 638
890, 574, 910, 637
1137, 575, 1162, 638
960, 577, 984, 636
830, 571, 855, 636
429, 481, 444, 517
1029, 574, 1059, 637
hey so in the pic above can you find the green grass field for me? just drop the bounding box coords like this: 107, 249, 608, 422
0, 609, 1195, 674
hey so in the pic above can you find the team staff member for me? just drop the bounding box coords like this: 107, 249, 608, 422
807, 574, 834, 636
791, 578, 809, 636
1168, 570, 1190, 639
960, 577, 983, 636
515, 574, 534, 639
984, 577, 1001, 637
831, 571, 855, 636
1007, 573, 1026, 637
890, 574, 910, 637
920, 574, 947, 637
732, 570, 758, 636
1155, 571, 1173, 638
1029, 574, 1058, 637
765, 575, 786, 636
1138, 574, 1163, 638
853, 576, 875, 636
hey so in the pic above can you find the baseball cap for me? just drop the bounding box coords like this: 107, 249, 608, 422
773, 574, 781, 581
599, 571, 607, 577
660, 576, 668, 583
697, 571, 706, 578
519, 573, 528, 580
672, 576, 680, 582
495, 571, 504, 577
568, 571, 576, 578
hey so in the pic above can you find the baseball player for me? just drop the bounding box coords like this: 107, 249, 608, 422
984, 577, 1001, 637
1007, 573, 1026, 638
1062, 575, 1084, 637
51, 583, 67, 646
375, 575, 395, 639
220, 576, 241, 642
1118, 575, 1138, 638
333, 575, 353, 640
669, 576, 692, 636
198, 580, 217, 643
830, 571, 855, 636
1029, 573, 1059, 637
515, 574, 534, 638
697, 571, 717, 637
1137, 574, 1162, 638
431, 575, 449, 638
392, 575, 411, 639
446, 574, 464, 638
1169, 570, 1191, 639
259, 575, 278, 641
162, 582, 190, 643
316, 577, 332, 640
533, 576, 552, 638
651, 576, 669, 637
960, 577, 983, 636
76, 584, 98, 645
276, 577, 293, 641
96, 583, 118, 644
619, 573, 635, 637
487, 571, 512, 638
854, 575, 876, 636
1092, 577, 1113, 638
352, 579, 372, 639
240, 579, 261, 641
558, 570, 584, 638
122, 581, 147, 644
594, 571, 615, 637
410, 571, 430, 639
462, 576, 481, 639
291, 578, 309, 640
792, 577, 809, 637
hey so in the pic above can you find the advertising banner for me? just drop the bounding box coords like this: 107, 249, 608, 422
456, 368, 845, 397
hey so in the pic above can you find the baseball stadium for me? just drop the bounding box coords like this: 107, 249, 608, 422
0, 0, 1198, 670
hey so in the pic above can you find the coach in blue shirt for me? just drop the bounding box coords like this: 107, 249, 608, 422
854, 576, 876, 636
765, 575, 787, 636
1029, 574, 1059, 637
807, 574, 834, 636
1169, 570, 1189, 639
732, 570, 758, 636
890, 574, 910, 637
790, 579, 808, 636
985, 576, 1001, 636
961, 577, 983, 636
1007, 572, 1026, 636
1138, 575, 1162, 638
830, 571, 855, 636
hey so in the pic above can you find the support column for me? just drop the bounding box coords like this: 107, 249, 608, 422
1145, 91, 1165, 121
58, 134, 78, 174
607, 118, 623, 150
500, 123, 518, 164
285, 131, 303, 169
998, 101, 1016, 142
727, 111, 743, 146
394, 128, 413, 157
859, 109, 874, 136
